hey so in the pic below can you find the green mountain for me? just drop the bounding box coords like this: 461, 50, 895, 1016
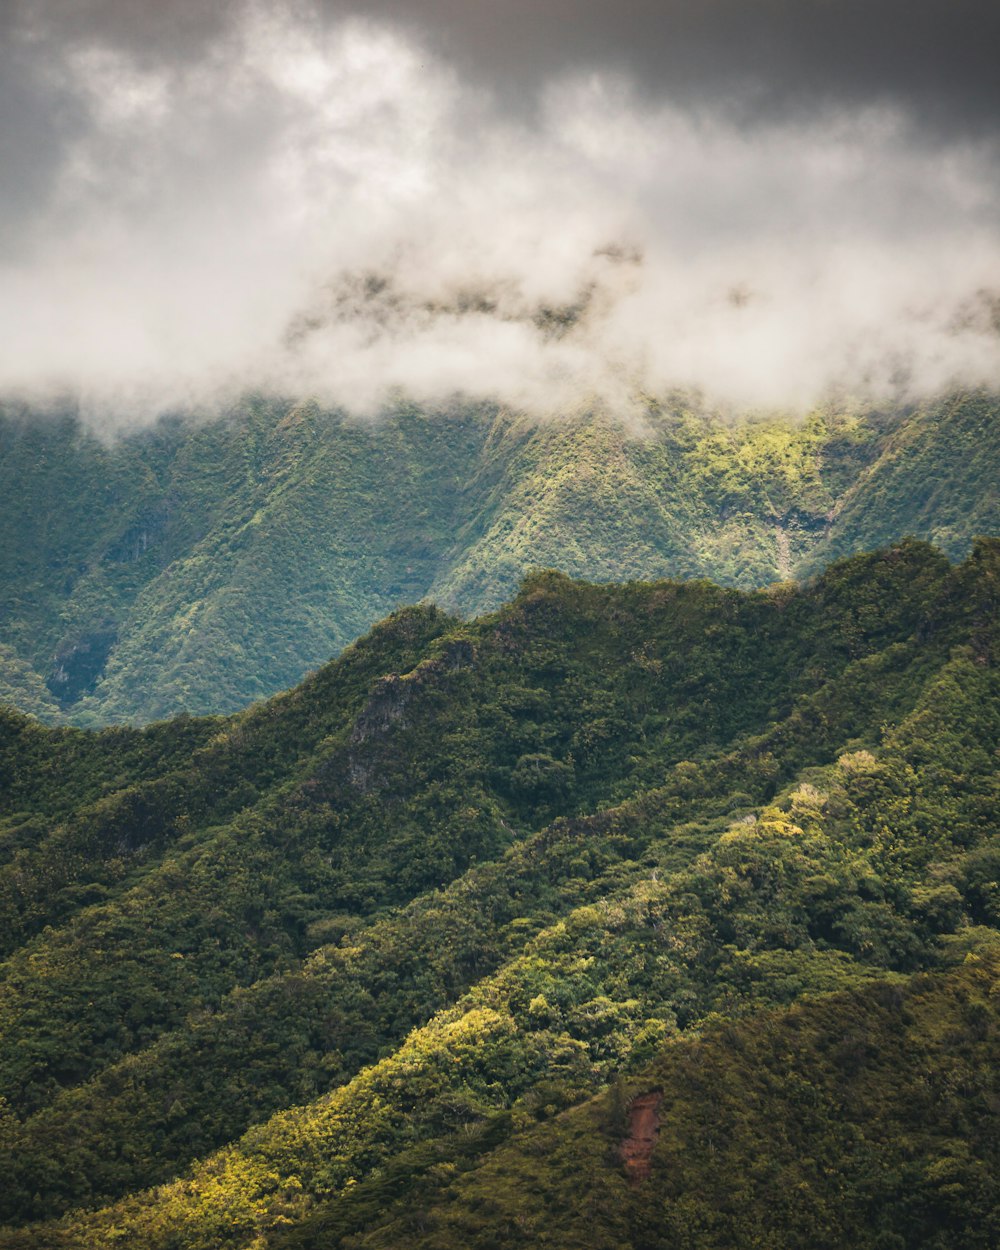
340, 959, 1000, 1250
0, 539, 996, 1247
1, 392, 996, 724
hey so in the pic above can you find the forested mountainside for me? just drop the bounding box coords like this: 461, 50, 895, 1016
0, 539, 996, 1248
0, 391, 996, 724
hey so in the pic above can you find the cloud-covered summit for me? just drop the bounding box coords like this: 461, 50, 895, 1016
1, 0, 998, 425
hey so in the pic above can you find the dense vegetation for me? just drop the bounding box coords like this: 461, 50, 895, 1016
0, 539, 996, 1247
1, 391, 996, 723
340, 958, 1000, 1250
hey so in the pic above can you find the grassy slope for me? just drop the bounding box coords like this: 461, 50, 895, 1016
0, 541, 996, 1246
0, 393, 994, 724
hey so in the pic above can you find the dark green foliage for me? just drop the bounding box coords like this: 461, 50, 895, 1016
348, 958, 1000, 1250
0, 541, 996, 1247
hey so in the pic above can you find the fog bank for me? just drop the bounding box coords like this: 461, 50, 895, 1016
1, 1, 998, 427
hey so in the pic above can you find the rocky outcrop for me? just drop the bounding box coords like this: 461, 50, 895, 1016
46, 627, 118, 706
350, 674, 415, 746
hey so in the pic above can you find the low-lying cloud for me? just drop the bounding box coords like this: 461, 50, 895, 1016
2, 0, 999, 426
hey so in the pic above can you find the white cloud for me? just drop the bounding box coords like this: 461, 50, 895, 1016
1, 1, 998, 427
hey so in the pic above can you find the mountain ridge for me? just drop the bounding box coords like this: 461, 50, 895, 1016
1, 392, 996, 724
0, 539, 996, 1245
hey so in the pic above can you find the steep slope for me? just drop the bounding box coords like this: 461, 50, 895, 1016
0, 400, 488, 723
0, 541, 996, 1246
342, 957, 1000, 1250
0, 393, 995, 724
0, 645, 60, 722
801, 392, 1000, 577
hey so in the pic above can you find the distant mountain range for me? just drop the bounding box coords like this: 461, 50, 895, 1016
0, 539, 996, 1247
1, 391, 997, 723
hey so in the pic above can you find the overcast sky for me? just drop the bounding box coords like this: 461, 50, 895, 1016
1, 0, 998, 424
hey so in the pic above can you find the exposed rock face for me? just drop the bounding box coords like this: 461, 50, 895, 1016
105, 504, 172, 564
345, 643, 476, 792
620, 1090, 663, 1182
349, 642, 474, 757
350, 674, 415, 746
46, 627, 118, 706
438, 638, 475, 671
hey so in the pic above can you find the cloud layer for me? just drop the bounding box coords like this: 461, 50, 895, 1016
1, 0, 999, 424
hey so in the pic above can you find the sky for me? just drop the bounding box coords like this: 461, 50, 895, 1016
1, 0, 998, 425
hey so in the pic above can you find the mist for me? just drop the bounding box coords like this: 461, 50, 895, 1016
2, 0, 999, 428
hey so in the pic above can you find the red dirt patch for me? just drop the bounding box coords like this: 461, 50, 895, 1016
620, 1090, 663, 1182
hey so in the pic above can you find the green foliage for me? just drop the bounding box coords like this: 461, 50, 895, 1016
349, 957, 1000, 1250
0, 542, 996, 1247
0, 393, 995, 724
0, 645, 61, 722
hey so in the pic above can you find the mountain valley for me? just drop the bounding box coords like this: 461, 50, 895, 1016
1, 392, 996, 726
